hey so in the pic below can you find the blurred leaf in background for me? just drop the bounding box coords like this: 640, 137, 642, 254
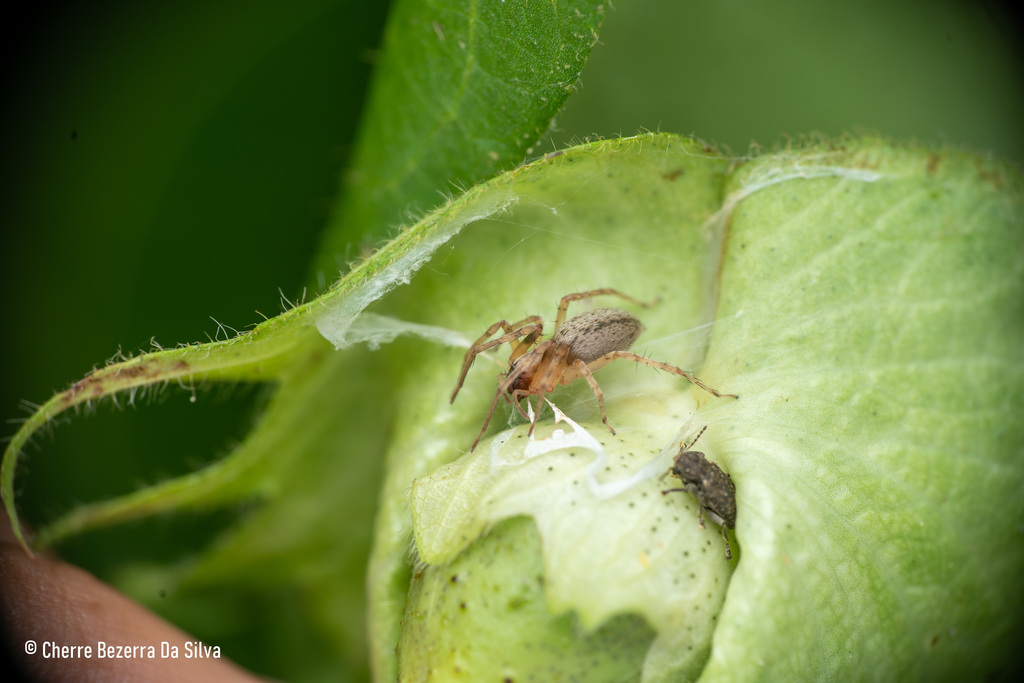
552, 0, 1024, 160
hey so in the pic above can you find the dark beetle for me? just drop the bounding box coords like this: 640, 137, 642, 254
662, 426, 737, 559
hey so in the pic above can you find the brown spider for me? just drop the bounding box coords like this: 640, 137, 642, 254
450, 289, 737, 451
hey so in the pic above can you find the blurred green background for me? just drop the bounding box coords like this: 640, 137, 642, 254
552, 0, 1023, 158
0, 0, 1021, 676
1, 0, 390, 568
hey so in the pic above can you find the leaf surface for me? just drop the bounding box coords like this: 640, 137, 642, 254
5, 134, 1021, 682
314, 0, 607, 271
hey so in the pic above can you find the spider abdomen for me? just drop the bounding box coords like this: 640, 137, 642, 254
553, 308, 644, 363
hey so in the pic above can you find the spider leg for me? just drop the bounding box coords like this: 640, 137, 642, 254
510, 390, 532, 422
721, 525, 733, 560
451, 317, 543, 403
588, 351, 738, 399
469, 361, 530, 451
527, 390, 547, 435
572, 358, 616, 434
470, 386, 506, 452
508, 327, 542, 363
553, 289, 657, 332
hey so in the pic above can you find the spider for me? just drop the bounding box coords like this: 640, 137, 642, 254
450, 289, 737, 451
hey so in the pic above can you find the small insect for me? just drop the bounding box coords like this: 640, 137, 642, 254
451, 289, 737, 451
662, 426, 737, 559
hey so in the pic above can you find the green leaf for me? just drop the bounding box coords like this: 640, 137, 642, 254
364, 133, 734, 681
399, 516, 657, 680
314, 0, 606, 270
5, 133, 1021, 682
705, 143, 1024, 680
374, 135, 1023, 680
